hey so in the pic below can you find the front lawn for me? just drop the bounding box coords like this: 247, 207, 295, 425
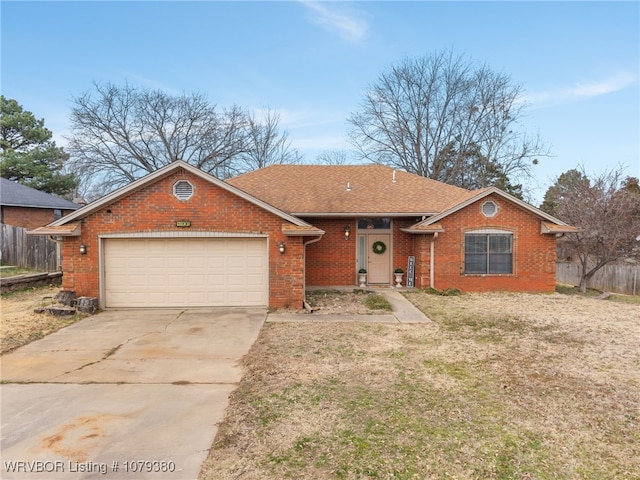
0, 286, 86, 354
200, 291, 639, 479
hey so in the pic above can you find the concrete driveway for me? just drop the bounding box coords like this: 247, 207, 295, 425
1, 308, 266, 479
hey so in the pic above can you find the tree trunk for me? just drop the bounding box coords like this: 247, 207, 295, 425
579, 276, 588, 293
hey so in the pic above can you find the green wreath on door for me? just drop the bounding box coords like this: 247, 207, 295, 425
372, 241, 387, 255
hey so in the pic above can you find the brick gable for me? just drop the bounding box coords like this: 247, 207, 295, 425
414, 193, 557, 292
60, 169, 304, 308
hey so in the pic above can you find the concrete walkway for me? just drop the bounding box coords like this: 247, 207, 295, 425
2, 291, 427, 479
267, 287, 431, 323
1, 308, 265, 480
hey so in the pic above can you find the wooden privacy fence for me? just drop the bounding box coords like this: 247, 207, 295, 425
0, 224, 59, 272
556, 262, 640, 296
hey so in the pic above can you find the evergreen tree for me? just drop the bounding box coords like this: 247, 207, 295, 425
0, 96, 78, 197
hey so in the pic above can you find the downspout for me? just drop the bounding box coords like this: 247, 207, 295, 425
430, 232, 438, 289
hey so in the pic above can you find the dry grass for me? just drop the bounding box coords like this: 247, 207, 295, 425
305, 289, 393, 315
200, 291, 640, 480
0, 266, 40, 278
0, 286, 86, 354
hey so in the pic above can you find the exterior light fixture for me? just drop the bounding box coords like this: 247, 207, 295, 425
79, 244, 87, 255
278, 242, 285, 254
344, 226, 350, 240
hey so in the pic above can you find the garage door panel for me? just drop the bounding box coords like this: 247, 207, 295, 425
227, 274, 245, 285
108, 292, 129, 304
148, 275, 167, 287
207, 292, 225, 303
147, 257, 168, 268
207, 257, 225, 268
246, 292, 264, 303
226, 256, 246, 268
129, 274, 149, 287
246, 255, 265, 267
186, 257, 204, 268
247, 273, 265, 285
147, 292, 168, 304
168, 274, 188, 285
126, 291, 149, 303
104, 238, 268, 307
207, 274, 225, 286
109, 257, 127, 268
227, 292, 246, 303
167, 257, 185, 268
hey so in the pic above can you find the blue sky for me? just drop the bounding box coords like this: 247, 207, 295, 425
2, 1, 638, 204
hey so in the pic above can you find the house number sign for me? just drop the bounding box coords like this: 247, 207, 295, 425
176, 221, 191, 227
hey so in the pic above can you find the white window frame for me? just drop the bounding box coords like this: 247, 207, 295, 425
464, 229, 513, 275
481, 200, 498, 218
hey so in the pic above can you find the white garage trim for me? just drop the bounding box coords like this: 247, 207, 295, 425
99, 231, 267, 239
100, 234, 268, 309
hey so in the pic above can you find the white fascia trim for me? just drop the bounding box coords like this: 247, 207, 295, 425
418, 187, 571, 227
293, 212, 438, 217
99, 231, 269, 239
466, 228, 513, 235
48, 161, 312, 229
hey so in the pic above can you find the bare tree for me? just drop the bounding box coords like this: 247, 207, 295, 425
543, 166, 640, 292
348, 50, 546, 190
237, 108, 301, 173
315, 149, 352, 165
67, 83, 297, 193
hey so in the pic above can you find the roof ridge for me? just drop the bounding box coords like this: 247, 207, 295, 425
227, 164, 474, 214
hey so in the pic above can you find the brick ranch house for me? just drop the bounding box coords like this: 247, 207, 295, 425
29, 160, 577, 309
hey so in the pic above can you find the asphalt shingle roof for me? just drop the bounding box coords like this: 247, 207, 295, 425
226, 164, 473, 215
0, 178, 80, 210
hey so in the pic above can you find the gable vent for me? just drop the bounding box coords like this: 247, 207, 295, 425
481, 200, 498, 217
173, 180, 194, 201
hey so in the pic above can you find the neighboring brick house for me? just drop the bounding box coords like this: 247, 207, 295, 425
29, 161, 577, 309
1, 177, 80, 229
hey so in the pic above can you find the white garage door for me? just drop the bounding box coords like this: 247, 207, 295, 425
103, 237, 268, 307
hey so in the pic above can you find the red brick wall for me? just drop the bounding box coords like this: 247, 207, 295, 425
60, 169, 303, 308
304, 217, 418, 287
304, 218, 357, 285
2, 206, 75, 229
60, 175, 558, 305
415, 194, 557, 292
392, 217, 416, 275
414, 234, 432, 289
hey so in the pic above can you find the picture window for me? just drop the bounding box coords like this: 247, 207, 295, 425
464, 232, 512, 274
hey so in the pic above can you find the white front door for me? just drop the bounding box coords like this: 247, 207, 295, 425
366, 234, 391, 284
